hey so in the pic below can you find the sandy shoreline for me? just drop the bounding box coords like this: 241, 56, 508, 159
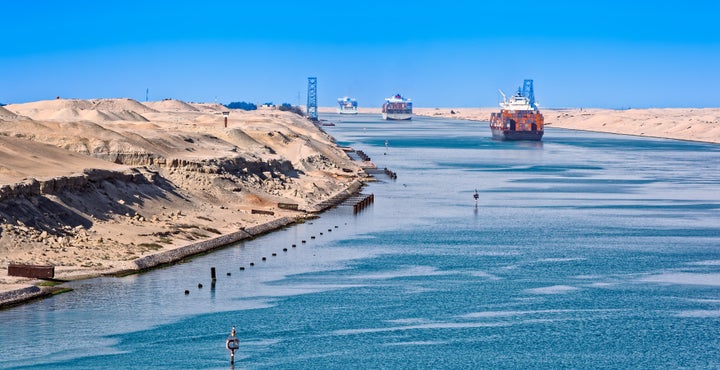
3, 102, 719, 309
1, 99, 374, 309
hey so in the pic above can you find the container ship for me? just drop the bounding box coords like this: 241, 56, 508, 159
337, 96, 358, 114
382, 94, 412, 120
489, 79, 544, 141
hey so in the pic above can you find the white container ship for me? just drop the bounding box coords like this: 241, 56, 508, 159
382, 94, 412, 120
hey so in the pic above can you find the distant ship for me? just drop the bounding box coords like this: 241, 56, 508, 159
337, 97, 358, 114
382, 94, 412, 120
489, 80, 544, 141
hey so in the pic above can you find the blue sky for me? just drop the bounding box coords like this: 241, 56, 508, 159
2, 1, 719, 108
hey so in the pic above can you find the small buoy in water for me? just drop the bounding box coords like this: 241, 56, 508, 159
240, 266, 245, 270
283, 248, 288, 252
184, 290, 190, 295
311, 236, 315, 239
302, 240, 306, 243
198, 283, 203, 289
272, 253, 277, 256
226, 326, 240, 364
227, 272, 231, 276
320, 232, 323, 235
249, 262, 254, 266
262, 257, 266, 261
328, 229, 332, 232
335, 225, 338, 228
292, 244, 296, 248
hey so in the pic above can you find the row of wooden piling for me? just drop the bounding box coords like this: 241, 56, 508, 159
356, 150, 371, 161
384, 168, 397, 180
344, 193, 374, 214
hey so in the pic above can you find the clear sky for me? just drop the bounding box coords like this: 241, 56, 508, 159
2, 1, 719, 108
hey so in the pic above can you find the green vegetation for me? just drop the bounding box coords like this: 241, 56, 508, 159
36, 280, 64, 287
225, 101, 257, 111
51, 288, 74, 295
278, 103, 304, 116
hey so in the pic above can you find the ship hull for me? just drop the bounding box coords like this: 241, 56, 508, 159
338, 109, 358, 115
491, 128, 543, 141
382, 112, 412, 120
489, 109, 544, 141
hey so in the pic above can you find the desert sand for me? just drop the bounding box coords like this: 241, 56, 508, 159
1, 99, 373, 307
413, 107, 720, 144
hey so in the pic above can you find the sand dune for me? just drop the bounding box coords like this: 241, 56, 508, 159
143, 99, 200, 112
0, 106, 18, 120
6, 98, 154, 123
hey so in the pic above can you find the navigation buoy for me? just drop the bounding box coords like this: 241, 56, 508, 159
226, 326, 240, 364
473, 189, 479, 206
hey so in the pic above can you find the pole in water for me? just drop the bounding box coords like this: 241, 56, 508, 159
473, 189, 479, 207
226, 326, 240, 364
385, 139, 389, 155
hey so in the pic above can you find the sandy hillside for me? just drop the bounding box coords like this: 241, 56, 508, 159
0, 98, 370, 300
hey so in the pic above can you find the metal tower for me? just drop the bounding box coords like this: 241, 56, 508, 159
306, 77, 318, 121
521, 79, 535, 108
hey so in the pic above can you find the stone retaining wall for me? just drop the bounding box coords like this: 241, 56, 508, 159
0, 285, 45, 307
133, 217, 295, 270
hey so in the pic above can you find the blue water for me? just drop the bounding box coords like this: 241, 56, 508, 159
1, 114, 719, 369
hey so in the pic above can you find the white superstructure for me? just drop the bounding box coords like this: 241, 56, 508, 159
498, 89, 536, 111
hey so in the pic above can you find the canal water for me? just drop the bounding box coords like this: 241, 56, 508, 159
1, 113, 719, 369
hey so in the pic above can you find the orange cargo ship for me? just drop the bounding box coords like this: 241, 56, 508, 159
489, 80, 544, 141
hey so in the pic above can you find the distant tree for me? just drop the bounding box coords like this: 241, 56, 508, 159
278, 103, 304, 116
224, 101, 257, 111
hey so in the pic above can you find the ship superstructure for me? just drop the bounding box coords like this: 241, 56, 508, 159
489, 79, 544, 141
